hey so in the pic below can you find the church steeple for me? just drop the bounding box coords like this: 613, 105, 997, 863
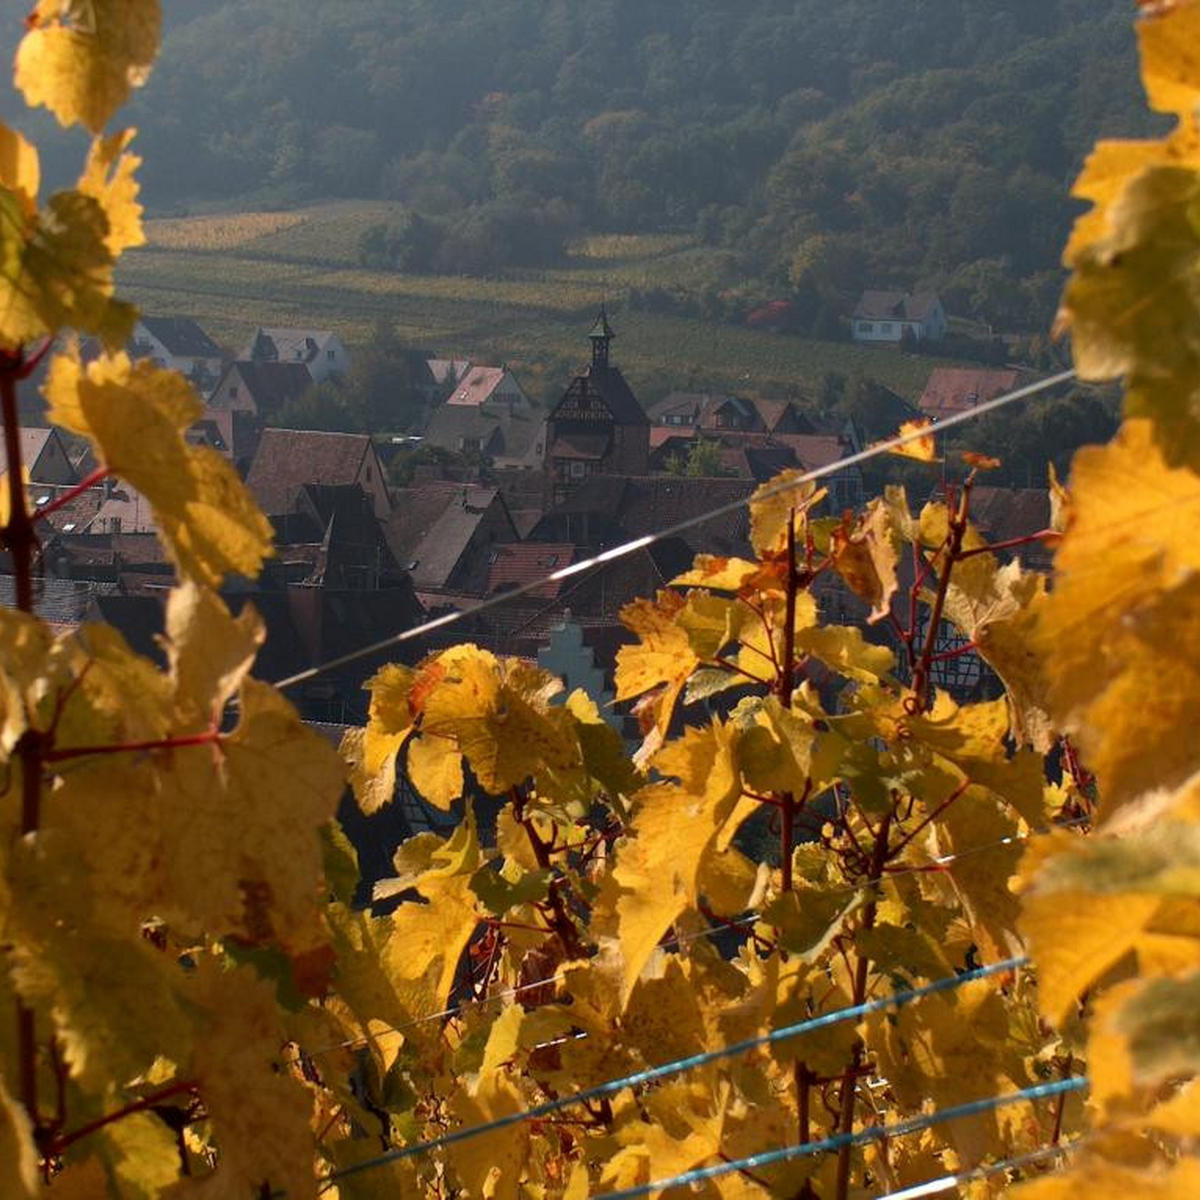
589, 305, 615, 370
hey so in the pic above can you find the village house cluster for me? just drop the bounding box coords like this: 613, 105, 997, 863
3, 309, 1053, 829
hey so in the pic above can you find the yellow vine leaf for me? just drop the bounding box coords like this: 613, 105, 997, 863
420, 649, 576, 795
868, 979, 1033, 1166
1013, 1152, 1200, 1200
179, 960, 317, 1200
615, 590, 700, 747
0, 122, 40, 214
16, 0, 161, 134
45, 352, 274, 586
0, 188, 135, 351
888, 419, 938, 462
830, 497, 899, 621
377, 818, 483, 1006
406, 732, 464, 810
447, 1013, 530, 1200
344, 663, 417, 813
672, 554, 764, 592
165, 582, 263, 731
1037, 421, 1200, 810
748, 469, 826, 556
1064, 0, 1200, 262
597, 720, 743, 1003
1061, 166, 1200, 468
1016, 813, 1200, 1027
0, 1075, 38, 1200
76, 129, 145, 255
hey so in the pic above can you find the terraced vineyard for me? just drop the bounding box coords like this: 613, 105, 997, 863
122, 201, 969, 402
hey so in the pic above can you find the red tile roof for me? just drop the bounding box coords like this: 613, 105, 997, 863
918, 368, 1022, 419
447, 366, 508, 407
245, 428, 372, 515
487, 543, 576, 599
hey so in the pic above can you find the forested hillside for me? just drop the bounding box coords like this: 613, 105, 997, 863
0, 1, 1154, 330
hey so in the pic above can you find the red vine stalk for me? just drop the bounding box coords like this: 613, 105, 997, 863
44, 729, 223, 764
45, 1081, 198, 1157
909, 483, 972, 711
777, 512, 799, 894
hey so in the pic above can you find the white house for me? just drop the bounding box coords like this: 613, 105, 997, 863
129, 317, 225, 387
851, 291, 947, 344
242, 327, 351, 383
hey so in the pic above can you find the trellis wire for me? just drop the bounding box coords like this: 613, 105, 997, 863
321, 956, 1028, 1189
592, 1078, 1086, 1200
274, 369, 1076, 691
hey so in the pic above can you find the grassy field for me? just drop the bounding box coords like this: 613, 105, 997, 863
123, 201, 963, 403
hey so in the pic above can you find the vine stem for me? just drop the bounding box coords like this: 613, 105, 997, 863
909, 482, 972, 711
777, 511, 799, 894
44, 1081, 198, 1157
2, 354, 44, 1138
833, 814, 892, 1200
512, 788, 586, 960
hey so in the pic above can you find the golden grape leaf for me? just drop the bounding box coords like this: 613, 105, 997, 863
1115, 971, 1200, 1092
1060, 167, 1200, 468
830, 497, 899, 621
596, 720, 743, 1003
17, 0, 162, 134
615, 590, 699, 745
748, 469, 826, 556
76, 129, 144, 254
165, 582, 263, 731
1017, 818, 1200, 1027
168, 679, 344, 949
344, 663, 416, 813
867, 979, 1032, 1166
0, 122, 40, 214
888, 419, 937, 462
447, 1014, 529, 1200
5, 834, 194, 1092
672, 554, 763, 592
92, 1110, 181, 1200
0, 189, 135, 350
45, 352, 274, 585
421, 651, 577, 795
0, 1074, 39, 1200
179, 960, 316, 1200
406, 731, 464, 810
795, 623, 895, 683
1013, 1152, 1200, 1200
566, 686, 642, 803
378, 818, 483, 1006
1063, 1, 1200, 261
1037, 422, 1200, 809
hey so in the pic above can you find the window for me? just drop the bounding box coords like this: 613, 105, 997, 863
327, 349, 336, 361
882, 322, 894, 334
110, 517, 122, 533
461, 436, 481, 452
858, 321, 873, 334
570, 461, 586, 478
229, 384, 238, 399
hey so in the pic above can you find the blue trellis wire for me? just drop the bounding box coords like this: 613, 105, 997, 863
322, 955, 1028, 1189
593, 1078, 1086, 1200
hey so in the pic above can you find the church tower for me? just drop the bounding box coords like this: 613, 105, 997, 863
543, 310, 650, 506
